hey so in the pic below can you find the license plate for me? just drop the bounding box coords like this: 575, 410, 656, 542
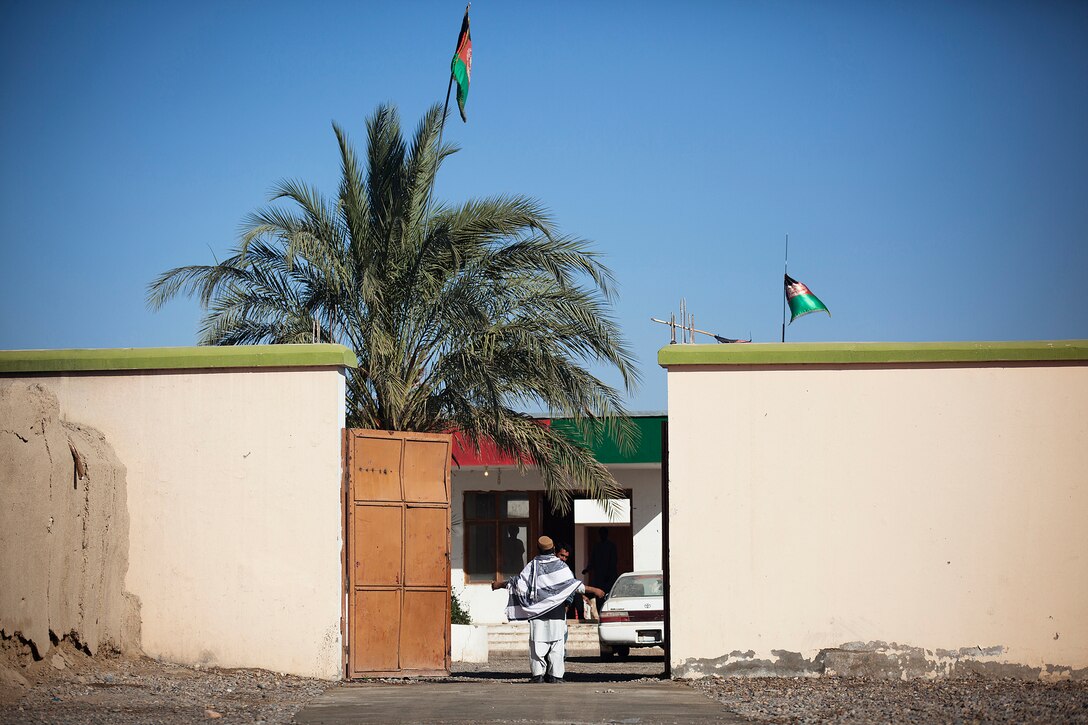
637, 632, 659, 643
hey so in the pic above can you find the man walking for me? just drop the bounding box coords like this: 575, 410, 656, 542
493, 536, 604, 683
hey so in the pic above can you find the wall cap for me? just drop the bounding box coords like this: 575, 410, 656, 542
0, 344, 358, 373
658, 340, 1088, 367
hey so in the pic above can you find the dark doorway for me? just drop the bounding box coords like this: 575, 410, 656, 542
540, 493, 634, 595
541, 501, 575, 563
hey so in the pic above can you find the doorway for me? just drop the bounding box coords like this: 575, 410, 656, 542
540, 493, 633, 597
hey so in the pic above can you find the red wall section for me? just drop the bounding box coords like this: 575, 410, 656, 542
450, 421, 550, 467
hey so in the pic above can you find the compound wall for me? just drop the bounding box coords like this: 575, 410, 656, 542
661, 341, 1088, 680
1, 345, 353, 679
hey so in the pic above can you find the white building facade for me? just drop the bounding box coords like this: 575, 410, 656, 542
448, 416, 666, 624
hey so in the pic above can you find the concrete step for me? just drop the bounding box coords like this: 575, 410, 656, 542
488, 623, 600, 652
487, 623, 598, 638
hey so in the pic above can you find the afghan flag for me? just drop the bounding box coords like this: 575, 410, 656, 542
451, 9, 472, 122
784, 274, 831, 323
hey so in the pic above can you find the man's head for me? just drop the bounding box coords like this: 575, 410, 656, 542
556, 544, 570, 562
598, 527, 609, 541
537, 535, 554, 554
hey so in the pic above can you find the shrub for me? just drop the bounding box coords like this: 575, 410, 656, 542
451, 588, 472, 625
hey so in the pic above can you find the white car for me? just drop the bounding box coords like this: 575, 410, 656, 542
597, 570, 665, 658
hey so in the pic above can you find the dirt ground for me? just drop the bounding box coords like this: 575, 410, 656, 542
3, 643, 1087, 724
0, 640, 330, 725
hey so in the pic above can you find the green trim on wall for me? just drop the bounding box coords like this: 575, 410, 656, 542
0, 344, 358, 374
551, 415, 665, 464
658, 340, 1088, 368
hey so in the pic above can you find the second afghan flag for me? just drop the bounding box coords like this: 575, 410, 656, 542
451, 8, 472, 122
784, 274, 831, 323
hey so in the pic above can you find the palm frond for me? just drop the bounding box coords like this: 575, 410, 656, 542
147, 103, 642, 510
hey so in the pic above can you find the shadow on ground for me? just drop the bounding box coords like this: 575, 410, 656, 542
448, 650, 667, 683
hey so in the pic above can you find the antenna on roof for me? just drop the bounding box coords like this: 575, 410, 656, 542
651, 300, 751, 344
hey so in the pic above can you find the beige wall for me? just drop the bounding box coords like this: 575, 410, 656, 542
666, 358, 1088, 680
27, 366, 347, 679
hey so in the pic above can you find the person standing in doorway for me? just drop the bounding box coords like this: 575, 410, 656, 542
582, 526, 618, 619
493, 536, 604, 683
500, 524, 527, 578
556, 544, 585, 621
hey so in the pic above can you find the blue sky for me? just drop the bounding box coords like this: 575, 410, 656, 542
2, 1, 1086, 411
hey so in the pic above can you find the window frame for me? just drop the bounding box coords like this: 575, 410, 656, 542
462, 490, 539, 583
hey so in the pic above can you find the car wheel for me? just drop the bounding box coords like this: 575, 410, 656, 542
599, 644, 615, 659
614, 645, 630, 659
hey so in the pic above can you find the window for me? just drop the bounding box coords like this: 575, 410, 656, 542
464, 492, 535, 582
611, 573, 663, 598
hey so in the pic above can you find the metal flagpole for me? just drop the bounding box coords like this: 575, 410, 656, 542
437, 77, 453, 148
424, 4, 468, 238
435, 73, 455, 169
781, 233, 789, 343
436, 3, 469, 165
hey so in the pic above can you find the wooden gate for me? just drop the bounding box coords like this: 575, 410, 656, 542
344, 429, 451, 678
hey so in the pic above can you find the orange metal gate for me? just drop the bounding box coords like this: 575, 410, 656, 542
344, 429, 451, 678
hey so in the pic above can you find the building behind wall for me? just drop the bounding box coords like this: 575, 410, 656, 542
660, 340, 1088, 680
449, 415, 666, 624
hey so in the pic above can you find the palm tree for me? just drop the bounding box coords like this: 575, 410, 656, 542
148, 103, 640, 511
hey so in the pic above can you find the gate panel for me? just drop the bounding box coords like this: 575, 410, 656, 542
354, 436, 403, 501
403, 439, 450, 502
400, 590, 448, 670
352, 589, 400, 672
346, 430, 451, 678
354, 504, 402, 586
404, 506, 448, 586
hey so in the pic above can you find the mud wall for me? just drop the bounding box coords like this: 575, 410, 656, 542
0, 381, 139, 658
661, 342, 1088, 680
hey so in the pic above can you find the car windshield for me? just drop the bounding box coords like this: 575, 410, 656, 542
610, 574, 663, 598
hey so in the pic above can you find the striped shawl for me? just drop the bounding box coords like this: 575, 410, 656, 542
504, 554, 581, 621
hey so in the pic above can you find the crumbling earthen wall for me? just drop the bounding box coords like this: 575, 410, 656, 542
0, 380, 140, 658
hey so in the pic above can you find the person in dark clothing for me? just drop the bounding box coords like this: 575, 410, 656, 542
582, 527, 619, 593
556, 544, 585, 621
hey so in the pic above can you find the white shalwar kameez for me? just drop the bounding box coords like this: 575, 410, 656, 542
505, 554, 586, 680
528, 606, 577, 678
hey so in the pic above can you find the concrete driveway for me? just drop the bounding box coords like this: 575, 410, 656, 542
292, 679, 739, 724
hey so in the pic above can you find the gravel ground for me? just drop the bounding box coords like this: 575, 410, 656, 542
4, 643, 1086, 724
688, 674, 1088, 724
0, 641, 330, 725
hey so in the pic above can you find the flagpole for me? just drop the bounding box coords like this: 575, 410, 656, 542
439, 76, 453, 143
433, 4, 467, 181
432, 77, 453, 201
781, 233, 789, 343
427, 3, 468, 238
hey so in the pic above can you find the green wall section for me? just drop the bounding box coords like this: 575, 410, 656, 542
0, 344, 358, 373
658, 340, 1088, 367
550, 415, 665, 465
